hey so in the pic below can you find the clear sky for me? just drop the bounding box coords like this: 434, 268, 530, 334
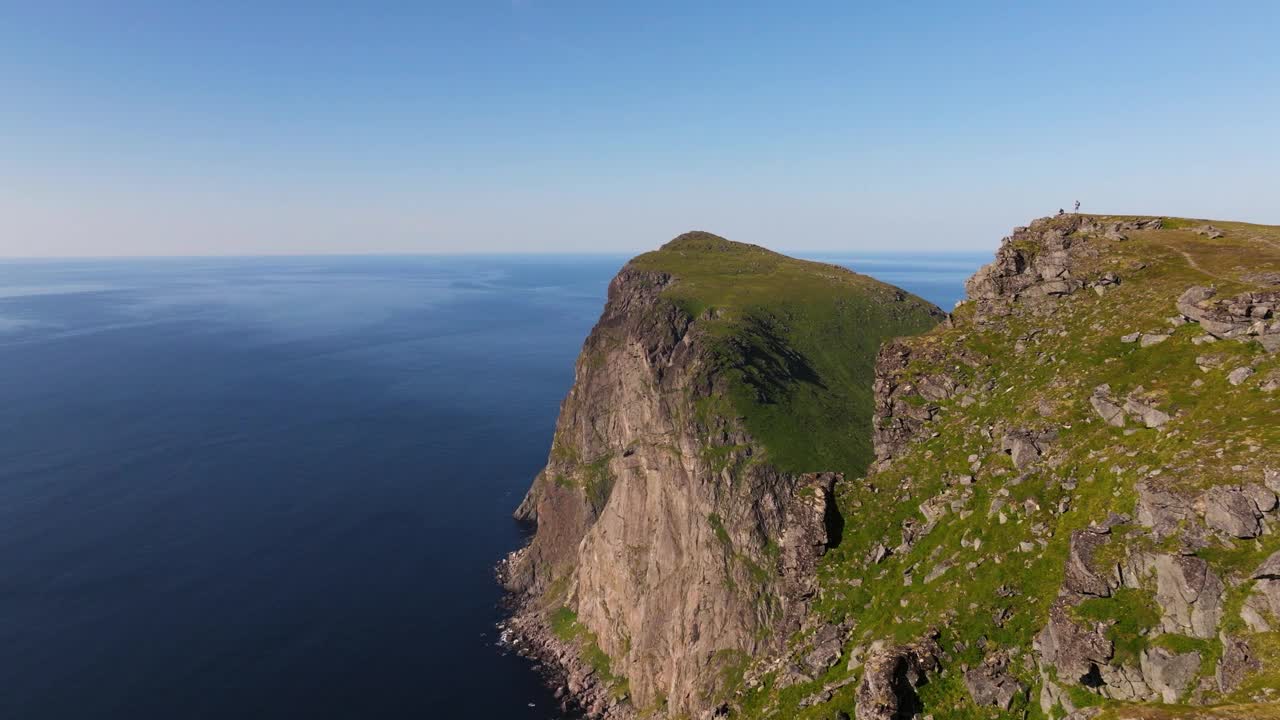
3, 1, 1278, 257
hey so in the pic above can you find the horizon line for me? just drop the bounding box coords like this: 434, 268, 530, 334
0, 248, 998, 262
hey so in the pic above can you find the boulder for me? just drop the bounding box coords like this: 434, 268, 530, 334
1089, 391, 1126, 427
805, 621, 850, 674
1139, 646, 1201, 703
1154, 554, 1224, 639
1123, 397, 1170, 428
1244, 483, 1278, 513
1202, 485, 1262, 538
1034, 602, 1112, 683
1227, 366, 1255, 386
1135, 483, 1196, 541
1000, 429, 1054, 469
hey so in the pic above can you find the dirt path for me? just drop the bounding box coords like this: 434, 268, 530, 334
1177, 249, 1232, 283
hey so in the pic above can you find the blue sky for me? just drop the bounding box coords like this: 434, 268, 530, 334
3, 1, 1278, 256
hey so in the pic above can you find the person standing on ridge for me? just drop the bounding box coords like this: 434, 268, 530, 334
1074, 200, 1081, 213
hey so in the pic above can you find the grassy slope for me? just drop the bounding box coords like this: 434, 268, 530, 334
628, 231, 943, 479
733, 217, 1280, 719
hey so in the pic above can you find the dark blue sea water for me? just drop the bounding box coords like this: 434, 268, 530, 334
0, 252, 983, 719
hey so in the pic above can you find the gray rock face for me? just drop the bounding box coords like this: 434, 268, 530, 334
1154, 554, 1224, 639
504, 265, 851, 717
804, 621, 851, 675
1202, 485, 1263, 538
1138, 646, 1201, 703
1216, 635, 1260, 693
1135, 483, 1197, 541
854, 638, 940, 720
1035, 602, 1113, 684
1245, 550, 1280, 632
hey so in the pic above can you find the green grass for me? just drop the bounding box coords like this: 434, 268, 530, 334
629, 231, 943, 478
728, 216, 1280, 719
550, 606, 631, 701
1074, 588, 1162, 664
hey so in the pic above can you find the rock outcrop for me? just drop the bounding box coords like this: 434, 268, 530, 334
1177, 286, 1280, 352
853, 638, 940, 720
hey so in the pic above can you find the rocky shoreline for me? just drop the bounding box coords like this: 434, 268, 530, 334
496, 553, 628, 720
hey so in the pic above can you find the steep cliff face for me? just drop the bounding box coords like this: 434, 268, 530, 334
732, 215, 1280, 720
502, 232, 943, 718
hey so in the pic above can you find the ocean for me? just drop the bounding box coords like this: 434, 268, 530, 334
0, 251, 986, 718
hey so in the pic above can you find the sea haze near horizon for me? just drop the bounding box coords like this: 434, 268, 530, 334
0, 252, 981, 718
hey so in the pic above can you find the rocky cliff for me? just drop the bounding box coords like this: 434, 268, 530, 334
501, 232, 943, 718
731, 215, 1280, 720
506, 217, 1280, 720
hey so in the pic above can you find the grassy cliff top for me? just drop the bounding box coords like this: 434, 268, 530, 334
628, 230, 945, 478
735, 216, 1280, 719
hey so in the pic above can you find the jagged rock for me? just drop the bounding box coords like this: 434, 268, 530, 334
1089, 386, 1126, 427
965, 215, 1110, 319
1216, 635, 1260, 693
1034, 602, 1112, 683
1121, 332, 1141, 343
1194, 224, 1225, 239
854, 638, 940, 720
1139, 646, 1201, 703
1202, 485, 1262, 538
805, 621, 851, 674
1140, 333, 1170, 347
1154, 554, 1224, 639
1134, 483, 1196, 541
963, 659, 1026, 710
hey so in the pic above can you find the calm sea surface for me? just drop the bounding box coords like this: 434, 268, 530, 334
0, 252, 984, 718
